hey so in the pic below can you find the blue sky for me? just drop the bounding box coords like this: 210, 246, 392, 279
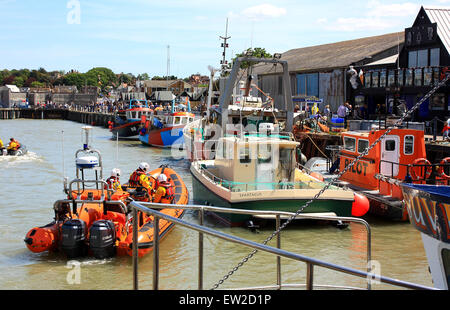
1, 0, 450, 78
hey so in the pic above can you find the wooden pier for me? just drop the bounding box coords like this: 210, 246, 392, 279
0, 108, 115, 128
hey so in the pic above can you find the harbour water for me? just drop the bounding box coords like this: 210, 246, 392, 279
0, 119, 433, 290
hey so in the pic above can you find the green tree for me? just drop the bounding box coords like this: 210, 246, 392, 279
232, 47, 273, 69
85, 67, 118, 91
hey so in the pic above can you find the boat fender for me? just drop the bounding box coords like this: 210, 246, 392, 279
410, 158, 432, 181
351, 193, 370, 217
24, 225, 58, 253
61, 219, 87, 259
438, 157, 450, 180
310, 172, 324, 182
89, 220, 116, 259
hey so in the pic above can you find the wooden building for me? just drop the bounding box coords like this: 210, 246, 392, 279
352, 6, 450, 122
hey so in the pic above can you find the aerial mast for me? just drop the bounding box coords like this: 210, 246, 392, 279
219, 18, 231, 76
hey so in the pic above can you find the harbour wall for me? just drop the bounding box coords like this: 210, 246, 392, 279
0, 108, 114, 128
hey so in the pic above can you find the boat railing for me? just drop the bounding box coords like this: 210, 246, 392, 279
196, 162, 338, 192
378, 159, 450, 185
127, 201, 435, 290
67, 179, 111, 200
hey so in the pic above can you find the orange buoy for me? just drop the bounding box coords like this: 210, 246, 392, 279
351, 193, 370, 217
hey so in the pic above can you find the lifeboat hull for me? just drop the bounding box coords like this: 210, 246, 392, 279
25, 167, 188, 259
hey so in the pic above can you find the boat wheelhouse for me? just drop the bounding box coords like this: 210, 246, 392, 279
191, 132, 368, 226
139, 110, 195, 148
109, 99, 153, 140
337, 128, 449, 220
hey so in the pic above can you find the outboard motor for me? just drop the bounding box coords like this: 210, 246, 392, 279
61, 219, 87, 258
89, 220, 116, 259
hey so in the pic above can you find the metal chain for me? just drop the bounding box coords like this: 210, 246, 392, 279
211, 74, 450, 290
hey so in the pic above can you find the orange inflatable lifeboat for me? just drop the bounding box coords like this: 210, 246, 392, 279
25, 166, 188, 259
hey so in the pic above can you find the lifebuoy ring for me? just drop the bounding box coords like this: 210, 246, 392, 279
438, 157, 450, 180
410, 158, 432, 181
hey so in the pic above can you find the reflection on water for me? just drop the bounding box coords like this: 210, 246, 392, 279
0, 120, 433, 290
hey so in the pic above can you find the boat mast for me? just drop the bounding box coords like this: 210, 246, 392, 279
219, 18, 231, 77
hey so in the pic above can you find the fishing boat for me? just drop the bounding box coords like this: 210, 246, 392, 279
401, 183, 450, 289
139, 101, 195, 148
24, 126, 188, 259
332, 128, 450, 220
183, 57, 293, 162
190, 131, 369, 226
109, 99, 153, 140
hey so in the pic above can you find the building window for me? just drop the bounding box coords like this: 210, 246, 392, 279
408, 51, 418, 68
414, 68, 423, 86
430, 48, 440, 66
365, 71, 372, 88
372, 71, 379, 88
296, 73, 319, 97
405, 69, 413, 86
397, 69, 405, 86
388, 70, 396, 87
418, 50, 428, 67
379, 70, 387, 87
424, 67, 432, 86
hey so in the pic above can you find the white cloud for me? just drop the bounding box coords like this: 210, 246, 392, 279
229, 4, 287, 21
367, 1, 420, 17
318, 1, 422, 33
325, 17, 396, 32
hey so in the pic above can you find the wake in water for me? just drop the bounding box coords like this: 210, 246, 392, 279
0, 152, 45, 166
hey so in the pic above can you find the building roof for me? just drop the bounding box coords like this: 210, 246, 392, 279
423, 7, 450, 55
151, 90, 176, 101
4, 85, 21, 92
254, 32, 404, 75
143, 80, 192, 89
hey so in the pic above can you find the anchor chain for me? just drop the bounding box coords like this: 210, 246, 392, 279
211, 73, 450, 290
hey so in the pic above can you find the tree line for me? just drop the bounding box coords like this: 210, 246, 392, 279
0, 67, 180, 91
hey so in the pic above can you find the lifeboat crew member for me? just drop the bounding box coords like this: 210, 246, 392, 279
153, 174, 175, 204
106, 168, 122, 191
0, 138, 4, 149
128, 162, 153, 193
7, 138, 20, 152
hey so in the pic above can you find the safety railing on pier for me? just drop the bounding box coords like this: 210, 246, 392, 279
128, 201, 435, 291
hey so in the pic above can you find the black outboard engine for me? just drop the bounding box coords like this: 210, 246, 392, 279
61, 219, 87, 259
89, 220, 116, 259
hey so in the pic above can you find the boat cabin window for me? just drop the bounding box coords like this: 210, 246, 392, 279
175, 117, 181, 124
181, 117, 188, 124
239, 147, 251, 164
258, 144, 272, 164
385, 139, 396, 151
279, 148, 292, 165
404, 135, 414, 155
343, 137, 356, 152
358, 139, 369, 154
442, 248, 450, 288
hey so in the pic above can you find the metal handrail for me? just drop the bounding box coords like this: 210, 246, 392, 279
128, 201, 435, 291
